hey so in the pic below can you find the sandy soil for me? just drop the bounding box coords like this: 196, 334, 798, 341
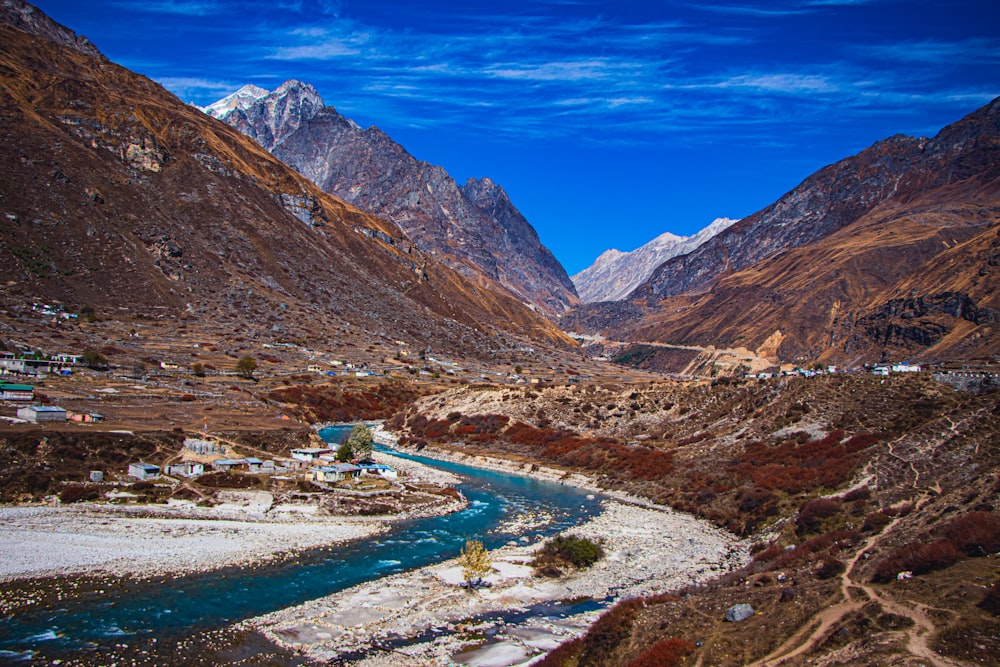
0, 503, 384, 581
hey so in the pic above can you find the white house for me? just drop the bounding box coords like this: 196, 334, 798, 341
291, 447, 334, 462
164, 461, 204, 477
128, 462, 161, 480
313, 463, 361, 482
17, 405, 67, 422
891, 362, 921, 373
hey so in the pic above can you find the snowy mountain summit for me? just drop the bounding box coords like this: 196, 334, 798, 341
572, 217, 738, 302
201, 84, 268, 119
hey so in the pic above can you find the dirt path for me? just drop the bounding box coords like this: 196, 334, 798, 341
748, 493, 963, 667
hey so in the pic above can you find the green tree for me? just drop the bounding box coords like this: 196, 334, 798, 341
236, 355, 257, 380
336, 441, 353, 462
81, 348, 108, 370
457, 538, 492, 589
344, 424, 374, 462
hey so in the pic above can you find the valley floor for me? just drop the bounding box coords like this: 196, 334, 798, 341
0, 450, 462, 582
248, 499, 745, 666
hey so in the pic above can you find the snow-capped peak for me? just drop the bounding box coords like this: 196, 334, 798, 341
572, 217, 738, 303
201, 84, 269, 119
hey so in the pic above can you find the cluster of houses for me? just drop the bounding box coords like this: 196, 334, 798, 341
752, 362, 923, 380
125, 441, 398, 486
0, 352, 79, 377
290, 447, 398, 482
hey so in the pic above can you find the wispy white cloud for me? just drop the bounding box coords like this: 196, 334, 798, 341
861, 38, 1000, 64
713, 73, 843, 95
689, 3, 812, 17
149, 1, 995, 147
109, 0, 223, 16
155, 76, 243, 101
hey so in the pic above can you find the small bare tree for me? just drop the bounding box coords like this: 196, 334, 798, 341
458, 538, 492, 590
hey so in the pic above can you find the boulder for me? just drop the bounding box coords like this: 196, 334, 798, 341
724, 603, 755, 622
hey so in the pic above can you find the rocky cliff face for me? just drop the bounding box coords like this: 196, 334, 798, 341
572, 217, 737, 303
204, 82, 578, 316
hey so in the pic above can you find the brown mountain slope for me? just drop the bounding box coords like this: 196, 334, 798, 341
0, 12, 573, 356
622, 179, 1000, 365
563, 98, 1000, 366
209, 81, 579, 316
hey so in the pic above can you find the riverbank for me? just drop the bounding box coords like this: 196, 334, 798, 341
0, 504, 384, 582
248, 499, 745, 666
0, 447, 461, 583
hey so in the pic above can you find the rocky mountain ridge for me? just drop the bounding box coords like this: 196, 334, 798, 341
572, 217, 737, 303
204, 82, 579, 316
641, 102, 1000, 300
563, 97, 1000, 367
0, 3, 575, 359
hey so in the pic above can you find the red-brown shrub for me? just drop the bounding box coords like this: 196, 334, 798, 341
872, 539, 962, 583
862, 510, 893, 533
796, 497, 843, 535
534, 637, 584, 667
730, 430, 878, 494
940, 511, 1000, 556
59, 483, 100, 504
626, 637, 696, 667
575, 598, 644, 666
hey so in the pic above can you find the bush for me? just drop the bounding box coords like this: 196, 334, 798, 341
81, 348, 108, 370
815, 557, 846, 580
940, 511, 1000, 557
872, 539, 962, 583
862, 510, 893, 533
535, 534, 605, 570
796, 497, 843, 535
626, 638, 696, 667
59, 483, 100, 504
979, 581, 1000, 616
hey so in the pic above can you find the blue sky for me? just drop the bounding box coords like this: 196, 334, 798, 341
32, 0, 1000, 274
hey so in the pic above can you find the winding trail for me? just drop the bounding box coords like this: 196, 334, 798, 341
748, 493, 964, 667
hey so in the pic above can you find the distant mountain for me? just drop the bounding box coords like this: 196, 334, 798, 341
201, 84, 268, 120
204, 82, 578, 316
572, 217, 737, 303
0, 3, 575, 358
562, 97, 1000, 366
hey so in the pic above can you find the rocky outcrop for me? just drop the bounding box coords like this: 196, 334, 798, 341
0, 0, 102, 58
204, 82, 578, 315
572, 217, 737, 303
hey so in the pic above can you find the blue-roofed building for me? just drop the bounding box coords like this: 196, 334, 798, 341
313, 463, 361, 482
128, 462, 160, 480
17, 405, 66, 422
357, 463, 398, 480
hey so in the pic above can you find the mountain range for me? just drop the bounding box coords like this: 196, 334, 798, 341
0, 1, 573, 358
571, 217, 737, 303
3, 0, 998, 372
203, 82, 579, 317
562, 97, 1000, 366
